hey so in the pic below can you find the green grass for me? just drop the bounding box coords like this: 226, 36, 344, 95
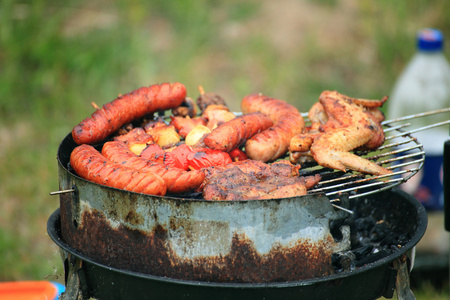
1, 0, 449, 298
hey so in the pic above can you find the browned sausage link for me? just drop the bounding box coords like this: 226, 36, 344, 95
203, 112, 274, 152
70, 144, 167, 195
101, 141, 205, 194
72, 82, 187, 145
241, 93, 305, 162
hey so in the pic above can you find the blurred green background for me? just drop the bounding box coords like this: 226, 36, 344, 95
1, 0, 449, 298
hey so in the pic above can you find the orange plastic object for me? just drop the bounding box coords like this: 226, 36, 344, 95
0, 281, 60, 300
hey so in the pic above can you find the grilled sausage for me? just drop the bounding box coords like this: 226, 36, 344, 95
162, 144, 232, 171
203, 112, 274, 152
72, 82, 187, 145
101, 141, 205, 194
70, 144, 167, 195
241, 93, 305, 162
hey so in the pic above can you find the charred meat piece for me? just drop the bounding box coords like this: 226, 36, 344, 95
197, 86, 228, 112
172, 97, 197, 118
114, 127, 154, 145
224, 175, 320, 200
202, 160, 320, 200
202, 157, 270, 182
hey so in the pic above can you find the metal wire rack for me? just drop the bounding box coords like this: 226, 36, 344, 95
89, 107, 449, 214
300, 107, 450, 213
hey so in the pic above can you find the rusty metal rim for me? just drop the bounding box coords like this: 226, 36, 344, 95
48, 186, 427, 289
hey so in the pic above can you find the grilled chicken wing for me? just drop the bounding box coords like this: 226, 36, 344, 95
290, 90, 391, 175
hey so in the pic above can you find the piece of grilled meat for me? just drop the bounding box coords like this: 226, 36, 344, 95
202, 160, 321, 200
290, 91, 391, 175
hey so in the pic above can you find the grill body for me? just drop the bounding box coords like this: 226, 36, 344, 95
48, 186, 426, 299
51, 133, 428, 299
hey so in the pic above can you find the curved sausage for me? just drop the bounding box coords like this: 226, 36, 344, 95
203, 112, 273, 152
70, 144, 167, 195
241, 93, 305, 162
101, 141, 205, 194
72, 82, 187, 145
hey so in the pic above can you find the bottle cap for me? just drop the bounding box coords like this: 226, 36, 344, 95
417, 28, 444, 51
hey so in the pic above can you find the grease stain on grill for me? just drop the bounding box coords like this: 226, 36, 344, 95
124, 210, 143, 226
63, 209, 336, 283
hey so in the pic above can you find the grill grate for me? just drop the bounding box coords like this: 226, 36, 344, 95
300, 107, 450, 213
60, 108, 448, 212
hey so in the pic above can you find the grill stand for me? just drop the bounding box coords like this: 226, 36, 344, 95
394, 254, 416, 300
62, 254, 86, 300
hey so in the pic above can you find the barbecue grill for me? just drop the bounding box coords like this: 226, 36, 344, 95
48, 107, 450, 299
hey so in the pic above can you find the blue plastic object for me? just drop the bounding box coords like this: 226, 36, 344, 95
417, 28, 444, 51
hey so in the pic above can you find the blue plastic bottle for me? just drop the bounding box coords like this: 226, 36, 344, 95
388, 28, 450, 211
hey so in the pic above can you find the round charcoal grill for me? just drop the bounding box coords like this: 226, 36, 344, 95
48, 188, 426, 300
48, 108, 449, 299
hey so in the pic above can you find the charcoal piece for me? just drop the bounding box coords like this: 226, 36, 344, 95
355, 248, 392, 267
332, 251, 356, 272
370, 221, 391, 242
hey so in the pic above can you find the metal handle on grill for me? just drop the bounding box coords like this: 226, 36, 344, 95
50, 189, 76, 195
444, 138, 450, 231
